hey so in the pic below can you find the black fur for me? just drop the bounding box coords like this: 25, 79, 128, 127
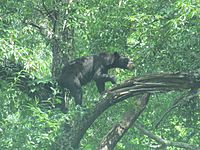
58, 52, 134, 105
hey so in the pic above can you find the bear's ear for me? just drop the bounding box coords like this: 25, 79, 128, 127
114, 52, 120, 59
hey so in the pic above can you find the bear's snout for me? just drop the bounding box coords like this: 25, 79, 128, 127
127, 61, 135, 70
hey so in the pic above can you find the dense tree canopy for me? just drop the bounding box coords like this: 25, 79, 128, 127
0, 0, 200, 149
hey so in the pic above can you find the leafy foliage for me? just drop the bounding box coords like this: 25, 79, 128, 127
0, 0, 200, 149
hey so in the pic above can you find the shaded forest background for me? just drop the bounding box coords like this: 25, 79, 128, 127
0, 0, 200, 149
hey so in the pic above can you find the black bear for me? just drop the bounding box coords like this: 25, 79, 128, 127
58, 52, 134, 106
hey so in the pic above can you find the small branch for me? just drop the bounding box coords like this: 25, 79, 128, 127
25, 21, 48, 38
135, 123, 200, 150
42, 0, 54, 20
154, 90, 200, 128
28, 22, 43, 30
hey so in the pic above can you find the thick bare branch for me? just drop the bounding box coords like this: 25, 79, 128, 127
67, 72, 200, 148
98, 94, 150, 150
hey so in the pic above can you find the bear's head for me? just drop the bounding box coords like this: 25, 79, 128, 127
112, 52, 135, 70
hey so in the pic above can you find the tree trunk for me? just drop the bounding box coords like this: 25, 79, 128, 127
51, 37, 64, 80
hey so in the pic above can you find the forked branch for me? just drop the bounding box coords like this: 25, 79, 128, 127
67, 72, 200, 149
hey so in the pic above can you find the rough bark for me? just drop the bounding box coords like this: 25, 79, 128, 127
98, 94, 150, 150
58, 72, 200, 149
51, 36, 64, 80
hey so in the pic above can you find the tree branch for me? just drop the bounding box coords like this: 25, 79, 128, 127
135, 123, 200, 150
154, 90, 199, 128
67, 72, 200, 148
42, 0, 54, 21
25, 21, 50, 39
98, 94, 150, 150
28, 22, 43, 30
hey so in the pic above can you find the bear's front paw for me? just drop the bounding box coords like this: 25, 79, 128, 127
110, 76, 117, 84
